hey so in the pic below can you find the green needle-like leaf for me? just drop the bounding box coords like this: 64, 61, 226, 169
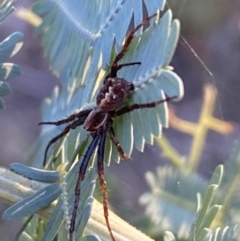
0, 30, 23, 109
3, 183, 61, 219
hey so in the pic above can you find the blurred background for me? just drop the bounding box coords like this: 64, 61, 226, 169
0, 0, 240, 240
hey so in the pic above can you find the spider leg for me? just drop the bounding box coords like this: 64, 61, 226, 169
69, 134, 100, 241
39, 109, 91, 126
115, 96, 177, 116
43, 118, 86, 166
97, 131, 116, 241
109, 62, 141, 78
117, 62, 141, 70
111, 13, 157, 70
108, 126, 130, 159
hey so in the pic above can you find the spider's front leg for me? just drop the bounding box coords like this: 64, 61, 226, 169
108, 62, 141, 79
106, 13, 157, 79
115, 95, 177, 117
112, 13, 157, 68
39, 108, 91, 126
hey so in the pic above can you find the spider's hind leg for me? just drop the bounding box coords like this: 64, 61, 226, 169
107, 125, 130, 160
97, 132, 116, 241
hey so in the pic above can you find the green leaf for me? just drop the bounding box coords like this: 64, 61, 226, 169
40, 168, 96, 241
139, 166, 208, 238
195, 205, 221, 239
32, 0, 166, 83
196, 228, 210, 241
208, 165, 223, 187
0, 32, 24, 62
188, 165, 224, 241
3, 183, 61, 219
0, 97, 4, 109
0, 63, 21, 81
18, 216, 46, 241
0, 81, 11, 96
10, 163, 60, 183
0, 0, 17, 22
79, 234, 102, 241
40, 200, 64, 241
164, 231, 176, 241
203, 225, 238, 241
0, 32, 23, 109
195, 185, 218, 230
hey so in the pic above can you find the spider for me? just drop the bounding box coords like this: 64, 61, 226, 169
39, 13, 176, 241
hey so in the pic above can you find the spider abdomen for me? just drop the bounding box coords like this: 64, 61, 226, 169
96, 77, 134, 111
83, 107, 109, 132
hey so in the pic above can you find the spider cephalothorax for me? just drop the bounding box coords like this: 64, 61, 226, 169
84, 77, 134, 132
96, 77, 134, 111
40, 13, 176, 241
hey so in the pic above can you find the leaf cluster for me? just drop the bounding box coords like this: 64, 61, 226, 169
0, 0, 23, 109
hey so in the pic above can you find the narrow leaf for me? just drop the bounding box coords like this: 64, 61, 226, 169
0, 97, 4, 109
10, 163, 60, 183
198, 205, 221, 233
164, 231, 176, 241
195, 185, 218, 229
3, 183, 61, 219
0, 81, 11, 96
0, 32, 24, 62
79, 234, 102, 241
0, 0, 17, 22
0, 63, 22, 81
42, 200, 63, 241
208, 165, 223, 187
196, 228, 210, 241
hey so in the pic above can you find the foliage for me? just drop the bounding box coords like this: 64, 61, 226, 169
3, 0, 184, 241
139, 84, 239, 240
1, 0, 239, 241
0, 0, 23, 109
